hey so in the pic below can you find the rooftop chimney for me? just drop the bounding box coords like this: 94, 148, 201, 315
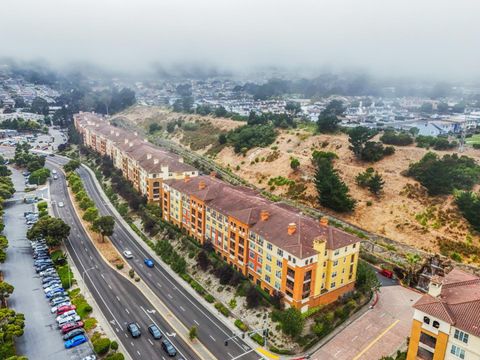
154, 158, 159, 165
287, 223, 297, 235
260, 210, 269, 221
184, 176, 191, 183
319, 217, 329, 227
428, 275, 443, 298
147, 153, 152, 160
198, 180, 206, 190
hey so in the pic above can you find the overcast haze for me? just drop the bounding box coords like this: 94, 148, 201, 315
1, 0, 479, 79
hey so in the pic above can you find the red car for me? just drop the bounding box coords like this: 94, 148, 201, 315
57, 305, 76, 315
61, 321, 84, 334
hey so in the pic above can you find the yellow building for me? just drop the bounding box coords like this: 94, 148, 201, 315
407, 269, 480, 360
162, 175, 360, 312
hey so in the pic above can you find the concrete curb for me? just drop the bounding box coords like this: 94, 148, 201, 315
80, 163, 264, 356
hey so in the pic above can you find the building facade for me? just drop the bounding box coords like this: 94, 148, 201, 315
74, 112, 198, 203
162, 175, 360, 311
407, 269, 480, 360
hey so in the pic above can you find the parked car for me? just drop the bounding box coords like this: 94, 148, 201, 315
56, 310, 77, 322
50, 296, 70, 306
44, 285, 63, 294
161, 339, 177, 357
58, 315, 81, 327
62, 328, 85, 341
57, 305, 76, 315
144, 258, 154, 268
61, 321, 84, 334
127, 323, 141, 338
51, 302, 72, 313
46, 290, 68, 299
123, 250, 133, 259
148, 324, 162, 340
64, 334, 87, 349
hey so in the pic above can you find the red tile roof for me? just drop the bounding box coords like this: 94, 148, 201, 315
413, 269, 480, 337
165, 175, 360, 258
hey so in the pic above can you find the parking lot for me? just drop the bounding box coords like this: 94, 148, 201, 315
4, 164, 93, 360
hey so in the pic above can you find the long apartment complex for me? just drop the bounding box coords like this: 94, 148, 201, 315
75, 112, 361, 311
162, 175, 360, 311
407, 269, 480, 360
74, 112, 198, 203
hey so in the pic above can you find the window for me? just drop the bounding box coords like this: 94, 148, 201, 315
248, 261, 254, 269
353, 243, 356, 248
454, 330, 469, 344
276, 270, 282, 278
276, 260, 282, 267
265, 275, 271, 283
266, 253, 272, 261
249, 251, 255, 259
330, 282, 336, 288
332, 271, 337, 278
265, 264, 271, 272
334, 249, 340, 256
333, 260, 338, 266
433, 321, 440, 329
267, 243, 273, 251
450, 345, 465, 359
422, 316, 429, 325
277, 249, 283, 257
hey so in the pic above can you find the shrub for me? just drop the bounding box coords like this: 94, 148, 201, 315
93, 337, 111, 355
204, 294, 215, 303
189, 326, 198, 340
129, 269, 135, 278
214, 302, 230, 317
110, 341, 118, 351
234, 319, 248, 332
380, 131, 413, 146
84, 317, 98, 331
250, 333, 265, 345
105, 354, 125, 360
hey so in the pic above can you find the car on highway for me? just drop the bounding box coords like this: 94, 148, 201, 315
61, 321, 84, 334
127, 322, 141, 338
58, 202, 64, 208
53, 175, 58, 180
58, 315, 81, 327
161, 339, 177, 357
123, 250, 133, 259
148, 324, 162, 340
64, 334, 87, 349
144, 258, 154, 268
62, 328, 85, 341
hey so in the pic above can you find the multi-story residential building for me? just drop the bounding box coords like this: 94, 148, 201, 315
162, 175, 360, 311
406, 269, 480, 360
74, 112, 198, 203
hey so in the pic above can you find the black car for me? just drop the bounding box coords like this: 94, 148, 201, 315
148, 324, 162, 340
63, 328, 85, 340
127, 323, 141, 338
161, 339, 177, 357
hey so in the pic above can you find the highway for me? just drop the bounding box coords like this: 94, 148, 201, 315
47, 160, 201, 360
47, 156, 261, 360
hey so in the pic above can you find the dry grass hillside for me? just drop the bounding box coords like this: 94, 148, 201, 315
117, 106, 480, 263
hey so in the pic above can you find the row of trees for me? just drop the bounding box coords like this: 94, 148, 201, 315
66, 172, 115, 241
0, 118, 43, 132
13, 143, 45, 173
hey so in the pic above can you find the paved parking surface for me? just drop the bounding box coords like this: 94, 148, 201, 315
3, 164, 92, 360
312, 277, 421, 360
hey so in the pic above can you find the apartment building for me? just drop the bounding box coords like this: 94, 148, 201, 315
162, 175, 360, 311
74, 112, 198, 203
407, 269, 480, 360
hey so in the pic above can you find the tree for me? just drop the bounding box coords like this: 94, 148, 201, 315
28, 168, 50, 185
79, 197, 95, 211
290, 157, 300, 171
348, 127, 377, 159
356, 261, 380, 294
405, 253, 422, 286
0, 282, 14, 308
83, 207, 99, 223
148, 123, 162, 134
246, 286, 261, 308
285, 101, 301, 114
314, 157, 356, 212
437, 102, 449, 113
196, 251, 210, 271
367, 173, 385, 196
420, 102, 433, 114
27, 216, 70, 247
189, 326, 198, 340
30, 97, 49, 116
218, 133, 227, 145
455, 190, 480, 232
317, 100, 345, 133
214, 106, 228, 117
278, 308, 304, 337
0, 308, 25, 345
63, 159, 80, 172
92, 216, 115, 241
0, 236, 8, 264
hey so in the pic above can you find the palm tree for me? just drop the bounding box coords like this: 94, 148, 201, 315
405, 253, 422, 286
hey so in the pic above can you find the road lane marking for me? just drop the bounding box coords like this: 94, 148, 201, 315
108, 284, 112, 290
125, 308, 130, 314
179, 306, 185, 312
231, 349, 256, 360
194, 320, 199, 326
209, 335, 216, 342
167, 293, 172, 299
136, 351, 140, 356
351, 335, 358, 342
352, 319, 400, 360
148, 339, 153, 345
116, 296, 121, 302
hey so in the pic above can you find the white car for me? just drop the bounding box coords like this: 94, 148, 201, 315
57, 315, 81, 327
58, 202, 64, 208
56, 310, 77, 322
123, 250, 133, 259
44, 285, 63, 293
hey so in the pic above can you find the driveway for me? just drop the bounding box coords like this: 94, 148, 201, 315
2, 163, 92, 360
311, 275, 421, 360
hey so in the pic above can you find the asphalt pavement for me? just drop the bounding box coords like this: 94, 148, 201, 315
47, 160, 202, 360
47, 156, 261, 360
4, 164, 91, 360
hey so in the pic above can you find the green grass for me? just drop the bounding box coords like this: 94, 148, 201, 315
70, 293, 93, 318
466, 134, 480, 144
84, 317, 98, 331
57, 264, 74, 289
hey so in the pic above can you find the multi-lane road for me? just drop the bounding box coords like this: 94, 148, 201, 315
47, 156, 261, 360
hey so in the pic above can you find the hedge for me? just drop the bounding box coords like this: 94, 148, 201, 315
250, 333, 265, 345
234, 319, 248, 331
214, 302, 230, 317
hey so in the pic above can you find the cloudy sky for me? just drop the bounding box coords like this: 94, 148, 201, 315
1, 0, 479, 79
